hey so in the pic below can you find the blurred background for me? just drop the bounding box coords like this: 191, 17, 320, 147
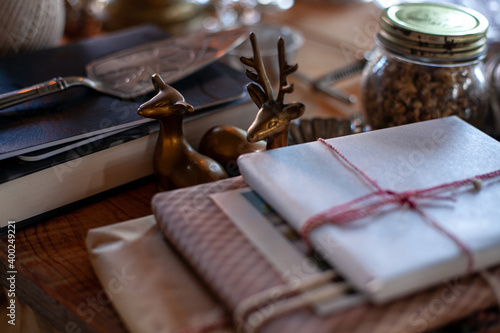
63, 0, 297, 38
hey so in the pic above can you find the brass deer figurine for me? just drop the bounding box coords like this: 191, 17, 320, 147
241, 32, 305, 150
138, 74, 227, 191
199, 125, 265, 176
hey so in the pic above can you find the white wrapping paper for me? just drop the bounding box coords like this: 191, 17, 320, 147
238, 117, 500, 303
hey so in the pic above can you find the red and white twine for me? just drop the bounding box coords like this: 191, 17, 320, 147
300, 138, 500, 274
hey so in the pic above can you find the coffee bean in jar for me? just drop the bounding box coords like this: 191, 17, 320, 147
360, 2, 489, 130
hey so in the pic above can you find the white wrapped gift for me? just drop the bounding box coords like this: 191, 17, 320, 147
238, 116, 500, 303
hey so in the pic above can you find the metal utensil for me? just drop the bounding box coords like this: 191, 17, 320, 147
0, 27, 248, 111
294, 57, 368, 104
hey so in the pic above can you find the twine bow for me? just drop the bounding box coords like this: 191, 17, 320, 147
300, 138, 500, 274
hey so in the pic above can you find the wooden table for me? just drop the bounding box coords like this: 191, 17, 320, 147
0, 2, 380, 332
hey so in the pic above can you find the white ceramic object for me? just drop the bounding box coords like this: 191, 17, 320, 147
0, 0, 65, 57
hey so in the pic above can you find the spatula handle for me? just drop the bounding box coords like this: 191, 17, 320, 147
0, 77, 84, 111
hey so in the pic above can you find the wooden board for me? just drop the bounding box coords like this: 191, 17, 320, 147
0, 179, 157, 333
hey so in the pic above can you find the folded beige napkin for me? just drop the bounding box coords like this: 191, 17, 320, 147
86, 215, 233, 333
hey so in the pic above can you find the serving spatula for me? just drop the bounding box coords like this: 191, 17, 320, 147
0, 27, 247, 111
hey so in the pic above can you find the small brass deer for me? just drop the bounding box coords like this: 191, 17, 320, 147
241, 32, 305, 150
199, 125, 265, 176
138, 74, 227, 191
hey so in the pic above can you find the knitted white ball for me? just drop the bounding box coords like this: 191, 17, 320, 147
0, 0, 65, 57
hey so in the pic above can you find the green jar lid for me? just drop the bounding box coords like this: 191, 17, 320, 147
378, 2, 489, 60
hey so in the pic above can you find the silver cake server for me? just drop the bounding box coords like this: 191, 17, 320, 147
0, 27, 248, 111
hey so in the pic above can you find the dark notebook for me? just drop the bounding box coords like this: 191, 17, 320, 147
0, 25, 247, 160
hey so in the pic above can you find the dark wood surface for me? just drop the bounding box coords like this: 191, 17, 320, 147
0, 179, 157, 333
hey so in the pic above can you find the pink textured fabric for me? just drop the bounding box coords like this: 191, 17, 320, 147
153, 176, 500, 333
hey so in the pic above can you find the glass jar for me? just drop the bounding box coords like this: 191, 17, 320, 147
485, 51, 500, 138
361, 2, 490, 130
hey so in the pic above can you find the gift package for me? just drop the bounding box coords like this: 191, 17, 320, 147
87, 117, 500, 333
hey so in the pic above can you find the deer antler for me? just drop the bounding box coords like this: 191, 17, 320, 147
242, 32, 305, 150
240, 33, 274, 107
276, 37, 298, 106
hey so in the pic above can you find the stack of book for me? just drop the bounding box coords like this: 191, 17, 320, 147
0, 25, 256, 229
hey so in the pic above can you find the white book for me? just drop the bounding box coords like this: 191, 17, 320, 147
0, 98, 255, 229
238, 116, 500, 303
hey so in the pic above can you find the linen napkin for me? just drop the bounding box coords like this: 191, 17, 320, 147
86, 215, 232, 333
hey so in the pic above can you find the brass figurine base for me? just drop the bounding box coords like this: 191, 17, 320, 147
199, 125, 265, 176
